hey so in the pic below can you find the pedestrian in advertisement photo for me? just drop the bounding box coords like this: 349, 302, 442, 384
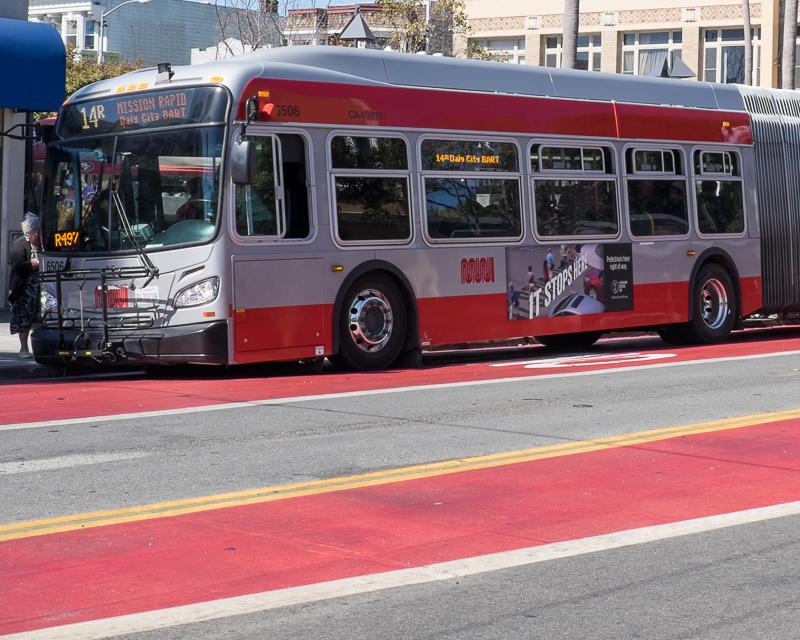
8, 213, 42, 358
526, 265, 535, 291
507, 282, 520, 319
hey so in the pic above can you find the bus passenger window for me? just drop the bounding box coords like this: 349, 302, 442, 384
628, 181, 688, 236
425, 177, 522, 239
531, 144, 618, 238
335, 177, 410, 241
534, 180, 618, 237
331, 135, 411, 243
693, 150, 744, 235
421, 138, 522, 241
626, 148, 689, 237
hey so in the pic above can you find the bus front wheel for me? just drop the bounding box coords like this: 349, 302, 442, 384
331, 274, 408, 371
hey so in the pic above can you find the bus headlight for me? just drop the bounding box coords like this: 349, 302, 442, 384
174, 277, 219, 308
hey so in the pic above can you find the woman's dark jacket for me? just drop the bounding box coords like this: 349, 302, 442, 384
8, 236, 35, 304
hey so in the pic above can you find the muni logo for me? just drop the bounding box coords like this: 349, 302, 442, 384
460, 257, 495, 285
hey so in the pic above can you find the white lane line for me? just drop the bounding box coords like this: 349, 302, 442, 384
0, 451, 148, 475
2, 348, 800, 433
5, 499, 800, 640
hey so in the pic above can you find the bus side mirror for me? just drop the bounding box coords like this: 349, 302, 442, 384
231, 138, 255, 185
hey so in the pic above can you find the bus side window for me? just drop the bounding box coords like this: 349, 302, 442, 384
693, 149, 745, 235
330, 135, 412, 244
626, 148, 689, 237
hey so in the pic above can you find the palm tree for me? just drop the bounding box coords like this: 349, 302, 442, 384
742, 0, 753, 84
782, 0, 798, 89
562, 0, 580, 69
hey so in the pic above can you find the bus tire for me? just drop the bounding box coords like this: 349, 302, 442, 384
657, 325, 688, 346
683, 263, 736, 343
536, 331, 602, 351
331, 274, 408, 371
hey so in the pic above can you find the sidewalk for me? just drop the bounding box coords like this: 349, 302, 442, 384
0, 309, 52, 381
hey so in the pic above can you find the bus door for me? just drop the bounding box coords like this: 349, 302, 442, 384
231, 132, 326, 360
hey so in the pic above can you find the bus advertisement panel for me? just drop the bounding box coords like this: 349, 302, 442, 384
506, 244, 634, 320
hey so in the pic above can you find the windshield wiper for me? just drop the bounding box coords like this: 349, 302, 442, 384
110, 190, 158, 287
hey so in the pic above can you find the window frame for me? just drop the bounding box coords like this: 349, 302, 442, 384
327, 130, 413, 247
621, 30, 683, 76
690, 145, 747, 239
229, 126, 317, 246
703, 27, 761, 85
535, 144, 608, 175
543, 33, 602, 72
629, 149, 681, 177
623, 143, 691, 240
529, 139, 621, 242
418, 134, 525, 245
469, 37, 527, 64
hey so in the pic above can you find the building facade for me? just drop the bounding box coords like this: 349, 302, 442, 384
284, 4, 396, 48
28, 0, 274, 66
464, 0, 791, 88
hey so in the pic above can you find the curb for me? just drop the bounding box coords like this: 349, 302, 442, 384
0, 359, 63, 382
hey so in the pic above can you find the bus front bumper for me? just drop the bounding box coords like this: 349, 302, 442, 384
32, 320, 229, 366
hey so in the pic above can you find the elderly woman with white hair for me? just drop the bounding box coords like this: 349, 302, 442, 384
8, 213, 42, 357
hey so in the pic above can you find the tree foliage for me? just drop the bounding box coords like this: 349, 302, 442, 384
65, 48, 142, 98
34, 49, 141, 118
377, 0, 469, 55
465, 41, 502, 61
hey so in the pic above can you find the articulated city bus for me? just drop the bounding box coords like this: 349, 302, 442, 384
33, 47, 800, 370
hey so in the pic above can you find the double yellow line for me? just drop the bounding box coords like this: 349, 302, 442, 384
3, 407, 800, 543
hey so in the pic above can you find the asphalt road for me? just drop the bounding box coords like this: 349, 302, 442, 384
2, 348, 799, 522
2, 333, 800, 639
119, 515, 800, 640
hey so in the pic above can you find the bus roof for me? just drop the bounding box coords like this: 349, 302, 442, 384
71, 46, 746, 113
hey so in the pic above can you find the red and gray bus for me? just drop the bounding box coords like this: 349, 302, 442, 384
34, 47, 800, 370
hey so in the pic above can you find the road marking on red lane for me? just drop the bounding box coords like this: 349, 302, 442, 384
6, 500, 800, 640
491, 351, 678, 368
5, 407, 799, 542
2, 345, 800, 432
3, 414, 800, 637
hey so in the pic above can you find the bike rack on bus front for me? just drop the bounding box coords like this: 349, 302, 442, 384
39, 265, 156, 363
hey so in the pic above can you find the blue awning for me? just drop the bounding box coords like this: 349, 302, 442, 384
0, 18, 66, 111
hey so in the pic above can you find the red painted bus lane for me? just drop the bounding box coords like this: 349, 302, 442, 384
2, 330, 800, 427
2, 417, 800, 635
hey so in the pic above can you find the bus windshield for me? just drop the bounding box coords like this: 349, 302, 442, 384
43, 126, 224, 253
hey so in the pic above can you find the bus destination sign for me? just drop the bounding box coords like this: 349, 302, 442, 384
58, 86, 228, 138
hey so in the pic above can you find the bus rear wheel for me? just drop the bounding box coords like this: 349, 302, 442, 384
686, 264, 736, 343
536, 331, 602, 351
659, 264, 736, 345
331, 274, 408, 371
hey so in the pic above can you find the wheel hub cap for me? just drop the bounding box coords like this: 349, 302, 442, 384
700, 278, 729, 330
347, 289, 393, 353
